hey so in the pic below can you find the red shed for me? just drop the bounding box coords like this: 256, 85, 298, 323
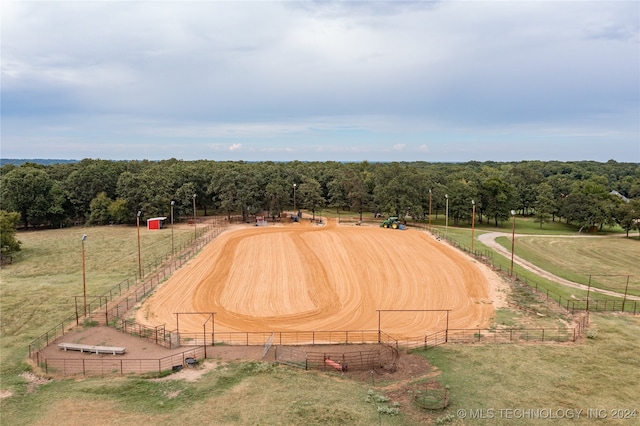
146, 217, 167, 230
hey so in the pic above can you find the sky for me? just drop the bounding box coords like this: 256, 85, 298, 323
1, 1, 639, 163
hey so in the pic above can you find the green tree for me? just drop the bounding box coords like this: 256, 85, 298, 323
45, 181, 68, 228
235, 165, 262, 221
115, 171, 147, 221
174, 183, 198, 220
533, 182, 555, 229
64, 159, 122, 220
329, 163, 373, 221
265, 180, 289, 218
88, 192, 113, 225
546, 174, 573, 222
135, 164, 178, 218
185, 160, 215, 216
559, 192, 609, 232
373, 163, 422, 219
209, 164, 237, 219
446, 177, 477, 226
108, 198, 129, 224
479, 176, 515, 226
255, 162, 293, 218
510, 162, 544, 215
1, 166, 56, 228
428, 183, 449, 221
327, 177, 350, 214
209, 163, 262, 221
298, 179, 325, 220
114, 164, 174, 220
573, 180, 613, 231
0, 210, 22, 253
613, 199, 640, 238
634, 199, 640, 239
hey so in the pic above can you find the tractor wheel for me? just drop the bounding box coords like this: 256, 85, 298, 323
392, 222, 398, 229
383, 223, 389, 228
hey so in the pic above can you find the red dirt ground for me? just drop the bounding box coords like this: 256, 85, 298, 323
39, 325, 268, 364
134, 218, 502, 339
38, 219, 506, 385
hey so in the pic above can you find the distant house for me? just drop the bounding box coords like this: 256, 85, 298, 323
146, 217, 167, 230
610, 190, 630, 203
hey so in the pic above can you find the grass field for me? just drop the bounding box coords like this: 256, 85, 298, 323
0, 224, 199, 376
1, 217, 639, 425
422, 313, 640, 425
502, 235, 639, 296
432, 219, 639, 310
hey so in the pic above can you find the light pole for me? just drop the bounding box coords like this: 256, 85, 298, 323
192, 194, 197, 239
428, 189, 432, 231
170, 200, 175, 256
510, 210, 516, 277
137, 210, 142, 279
293, 183, 297, 217
81, 234, 87, 317
445, 194, 449, 240
471, 200, 476, 253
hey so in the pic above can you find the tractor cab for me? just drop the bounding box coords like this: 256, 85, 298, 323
380, 217, 404, 229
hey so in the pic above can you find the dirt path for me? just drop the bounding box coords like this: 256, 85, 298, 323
136, 219, 501, 338
478, 232, 640, 300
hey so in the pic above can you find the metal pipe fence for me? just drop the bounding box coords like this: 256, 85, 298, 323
275, 345, 398, 372
177, 330, 383, 347
159, 322, 587, 352
42, 346, 206, 377
28, 219, 227, 361
38, 319, 589, 377
429, 228, 639, 315
417, 313, 589, 350
30, 219, 609, 375
114, 320, 173, 348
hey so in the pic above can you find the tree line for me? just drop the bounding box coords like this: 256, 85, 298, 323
1, 159, 639, 254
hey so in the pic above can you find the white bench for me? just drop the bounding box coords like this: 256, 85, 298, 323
58, 343, 126, 355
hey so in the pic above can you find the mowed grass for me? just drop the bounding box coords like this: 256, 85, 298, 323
431, 225, 592, 304
428, 214, 616, 236
1, 220, 640, 425
433, 220, 639, 306
495, 235, 640, 297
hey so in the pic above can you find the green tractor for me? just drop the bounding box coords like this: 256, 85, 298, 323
380, 217, 406, 230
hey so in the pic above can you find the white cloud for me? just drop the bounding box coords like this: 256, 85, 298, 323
1, 1, 638, 162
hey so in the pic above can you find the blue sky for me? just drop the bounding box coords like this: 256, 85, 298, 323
2, 1, 639, 162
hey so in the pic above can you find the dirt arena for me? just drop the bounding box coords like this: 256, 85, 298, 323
135, 218, 501, 339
